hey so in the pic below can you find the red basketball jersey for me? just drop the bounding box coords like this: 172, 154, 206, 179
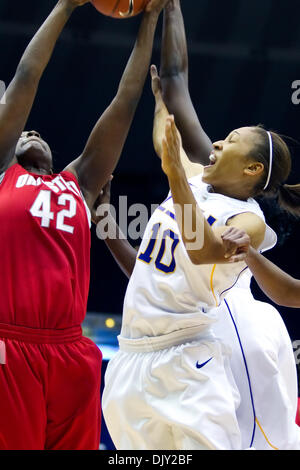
0, 164, 91, 328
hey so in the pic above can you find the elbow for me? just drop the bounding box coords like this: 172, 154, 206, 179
187, 249, 208, 266
16, 61, 41, 85
160, 71, 188, 94
160, 67, 187, 81
116, 83, 142, 106
188, 251, 202, 265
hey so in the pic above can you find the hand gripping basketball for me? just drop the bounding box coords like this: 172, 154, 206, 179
91, 0, 171, 19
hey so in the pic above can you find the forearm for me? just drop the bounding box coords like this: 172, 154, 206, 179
105, 238, 137, 279
167, 167, 221, 264
246, 247, 300, 308
160, 0, 212, 164
97, 213, 137, 279
153, 94, 170, 157
68, 9, 162, 204
153, 98, 202, 179
160, 0, 188, 81
17, 0, 75, 82
0, 0, 76, 171
117, 10, 160, 103
160, 0, 189, 110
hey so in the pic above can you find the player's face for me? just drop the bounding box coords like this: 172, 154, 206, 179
202, 127, 261, 189
15, 131, 53, 174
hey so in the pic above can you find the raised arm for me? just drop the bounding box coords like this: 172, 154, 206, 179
66, 0, 170, 210
161, 116, 266, 265
151, 65, 203, 179
0, 0, 88, 173
160, 0, 212, 164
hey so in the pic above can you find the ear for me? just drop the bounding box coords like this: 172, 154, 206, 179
244, 162, 265, 177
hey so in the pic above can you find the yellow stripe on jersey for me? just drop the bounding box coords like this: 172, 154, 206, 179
210, 264, 218, 307
255, 418, 279, 450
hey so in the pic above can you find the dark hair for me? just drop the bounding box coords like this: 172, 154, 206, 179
249, 125, 300, 217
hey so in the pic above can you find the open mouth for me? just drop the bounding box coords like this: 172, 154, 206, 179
208, 153, 217, 166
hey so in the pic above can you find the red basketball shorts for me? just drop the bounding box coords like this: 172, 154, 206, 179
0, 323, 102, 450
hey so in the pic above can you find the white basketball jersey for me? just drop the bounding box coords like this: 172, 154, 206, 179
121, 175, 277, 339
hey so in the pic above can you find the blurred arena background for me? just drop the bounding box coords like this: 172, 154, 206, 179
1, 0, 300, 449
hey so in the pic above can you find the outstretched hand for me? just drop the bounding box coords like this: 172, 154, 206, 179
91, 175, 113, 225
221, 227, 251, 263
161, 115, 183, 177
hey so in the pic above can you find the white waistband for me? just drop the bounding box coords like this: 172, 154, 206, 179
118, 325, 213, 353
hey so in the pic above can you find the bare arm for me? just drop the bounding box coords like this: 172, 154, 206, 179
151, 65, 203, 179
220, 226, 300, 307
160, 0, 212, 164
92, 180, 137, 279
245, 247, 300, 308
66, 0, 170, 210
91, 57, 203, 279
0, 0, 88, 173
97, 213, 137, 279
161, 116, 265, 265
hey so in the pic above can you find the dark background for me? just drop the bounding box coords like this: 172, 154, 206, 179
0, 0, 300, 344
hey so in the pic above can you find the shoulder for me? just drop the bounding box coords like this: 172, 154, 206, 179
0, 162, 24, 184
61, 162, 79, 182
227, 212, 266, 249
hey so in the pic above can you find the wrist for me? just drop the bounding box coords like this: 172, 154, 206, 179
245, 246, 256, 262
165, 0, 180, 14
166, 163, 185, 181
154, 97, 165, 114
143, 8, 160, 22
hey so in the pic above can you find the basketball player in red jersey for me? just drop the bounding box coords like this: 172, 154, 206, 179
0, 0, 169, 450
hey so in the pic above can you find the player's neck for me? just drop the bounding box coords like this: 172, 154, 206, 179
22, 165, 52, 176
211, 181, 252, 201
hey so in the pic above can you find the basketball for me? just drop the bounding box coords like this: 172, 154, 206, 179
91, 0, 150, 19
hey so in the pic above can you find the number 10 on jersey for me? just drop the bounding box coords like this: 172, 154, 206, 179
138, 222, 179, 274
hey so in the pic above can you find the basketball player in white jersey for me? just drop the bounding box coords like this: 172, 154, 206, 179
155, 0, 300, 450
99, 49, 300, 448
